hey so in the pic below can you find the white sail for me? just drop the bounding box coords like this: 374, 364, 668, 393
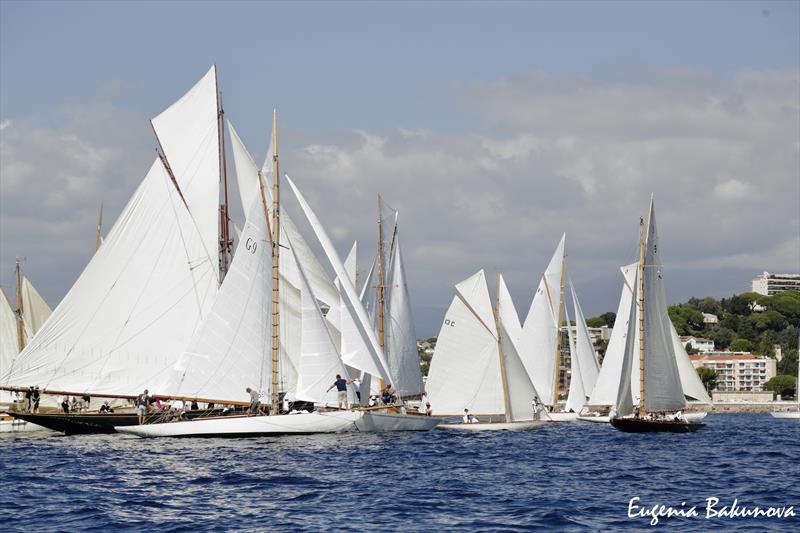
497, 274, 522, 348
564, 304, 584, 414
671, 322, 712, 403
519, 234, 566, 407
588, 263, 637, 407
151, 195, 271, 402
614, 270, 640, 417
426, 271, 503, 416
291, 238, 351, 406
344, 241, 358, 291
2, 158, 218, 396
287, 175, 391, 382
228, 120, 338, 308
21, 277, 52, 336
384, 234, 424, 397
567, 280, 600, 412
642, 202, 686, 412
456, 270, 497, 337
498, 319, 540, 422
0, 289, 19, 385
150, 65, 221, 273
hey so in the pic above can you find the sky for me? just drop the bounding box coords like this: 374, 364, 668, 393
1, 1, 798, 337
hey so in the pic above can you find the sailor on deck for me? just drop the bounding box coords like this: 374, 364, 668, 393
326, 374, 350, 410
246, 387, 260, 415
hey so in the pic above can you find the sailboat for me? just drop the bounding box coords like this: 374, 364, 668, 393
579, 262, 711, 424
563, 279, 601, 415
427, 271, 546, 430
3, 66, 246, 433
0, 262, 55, 433
610, 197, 704, 433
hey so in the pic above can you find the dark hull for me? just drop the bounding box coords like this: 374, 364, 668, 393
611, 417, 704, 433
8, 410, 230, 435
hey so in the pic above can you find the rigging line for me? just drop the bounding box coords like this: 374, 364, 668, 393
456, 293, 497, 341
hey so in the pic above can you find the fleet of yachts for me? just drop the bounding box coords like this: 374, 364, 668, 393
1, 66, 797, 437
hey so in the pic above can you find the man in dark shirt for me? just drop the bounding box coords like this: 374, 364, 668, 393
137, 389, 151, 425
326, 374, 350, 410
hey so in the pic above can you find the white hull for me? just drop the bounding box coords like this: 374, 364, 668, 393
355, 411, 440, 432
116, 411, 360, 438
577, 415, 610, 423
544, 412, 579, 422
438, 420, 546, 431
770, 411, 800, 419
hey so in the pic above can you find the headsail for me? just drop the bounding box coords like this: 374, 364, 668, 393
519, 234, 566, 407
564, 280, 600, 413
20, 277, 52, 336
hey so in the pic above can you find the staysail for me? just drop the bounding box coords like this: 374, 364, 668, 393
20, 277, 52, 336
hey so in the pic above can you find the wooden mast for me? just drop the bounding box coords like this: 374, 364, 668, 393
270, 110, 281, 414
216, 76, 232, 282
637, 215, 646, 416
375, 194, 387, 392
95, 202, 104, 253
552, 250, 566, 410
496, 275, 512, 423
14, 260, 25, 352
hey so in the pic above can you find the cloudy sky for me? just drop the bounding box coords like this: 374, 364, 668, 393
1, 1, 798, 337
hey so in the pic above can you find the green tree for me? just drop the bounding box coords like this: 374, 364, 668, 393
688, 296, 721, 315
696, 367, 718, 393
777, 348, 798, 378
769, 291, 800, 325
729, 338, 753, 352
706, 326, 735, 350
763, 375, 797, 399
749, 310, 788, 332
721, 294, 753, 316
586, 312, 616, 328
669, 305, 705, 335
419, 349, 433, 376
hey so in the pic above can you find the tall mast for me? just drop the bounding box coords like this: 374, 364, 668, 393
637, 215, 646, 416
95, 202, 104, 253
216, 77, 232, 282
270, 110, 281, 414
496, 275, 512, 423
14, 260, 25, 352
376, 194, 387, 391
552, 252, 566, 409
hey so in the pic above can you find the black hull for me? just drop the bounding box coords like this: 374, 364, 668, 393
611, 417, 704, 433
9, 410, 232, 435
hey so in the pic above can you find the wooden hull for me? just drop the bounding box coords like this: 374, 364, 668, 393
770, 411, 800, 419
438, 420, 546, 431
578, 412, 707, 424
610, 417, 704, 433
116, 411, 360, 438
8, 409, 232, 435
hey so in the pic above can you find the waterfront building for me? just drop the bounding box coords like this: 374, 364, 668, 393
751, 272, 800, 295
690, 353, 777, 392
680, 335, 715, 353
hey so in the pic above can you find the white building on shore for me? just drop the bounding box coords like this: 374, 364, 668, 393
751, 272, 800, 296
690, 352, 776, 392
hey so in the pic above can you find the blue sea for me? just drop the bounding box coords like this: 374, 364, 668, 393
1, 413, 797, 531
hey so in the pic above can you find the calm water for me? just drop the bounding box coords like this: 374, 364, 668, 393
1, 414, 797, 531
